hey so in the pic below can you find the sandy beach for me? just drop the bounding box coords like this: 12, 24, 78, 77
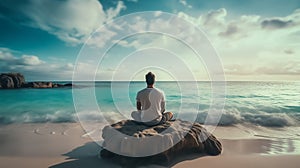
1, 0, 299, 167
0, 123, 299, 168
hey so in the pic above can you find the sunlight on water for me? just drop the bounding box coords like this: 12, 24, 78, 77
0, 81, 299, 127
0, 81, 300, 155
264, 139, 300, 155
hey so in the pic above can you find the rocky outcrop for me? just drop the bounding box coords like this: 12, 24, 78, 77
22, 82, 72, 88
22, 82, 53, 88
0, 73, 72, 89
100, 120, 222, 165
0, 73, 25, 88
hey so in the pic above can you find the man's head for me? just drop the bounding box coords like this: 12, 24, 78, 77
145, 72, 155, 86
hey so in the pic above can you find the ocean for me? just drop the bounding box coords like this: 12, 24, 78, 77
0, 81, 299, 128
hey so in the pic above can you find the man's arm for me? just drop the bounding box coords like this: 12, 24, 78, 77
161, 101, 165, 113
137, 101, 142, 111
161, 92, 166, 113
136, 91, 141, 111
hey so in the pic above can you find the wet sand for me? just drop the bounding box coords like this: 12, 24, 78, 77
0, 123, 299, 168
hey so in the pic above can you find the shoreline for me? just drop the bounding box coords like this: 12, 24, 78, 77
0, 123, 300, 167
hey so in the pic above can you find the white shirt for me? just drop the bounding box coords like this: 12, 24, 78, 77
136, 88, 165, 122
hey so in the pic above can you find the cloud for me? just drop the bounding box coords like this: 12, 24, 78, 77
202, 8, 227, 27
18, 55, 44, 65
0, 48, 74, 80
86, 27, 118, 48
224, 64, 254, 75
178, 8, 300, 80
284, 49, 295, 55
114, 39, 142, 49
218, 23, 239, 37
83, 8, 300, 80
179, 7, 300, 41
255, 61, 300, 75
184, 10, 261, 40
0, 49, 44, 66
261, 9, 300, 30
178, 8, 247, 37
179, 0, 192, 8
224, 61, 300, 76
80, 12, 212, 80
0, 0, 125, 45
0, 48, 15, 60
261, 19, 294, 29
106, 1, 126, 21
17, 7, 296, 81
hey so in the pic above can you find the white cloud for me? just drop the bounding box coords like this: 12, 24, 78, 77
20, 55, 44, 65
114, 39, 142, 48
0, 48, 74, 80
179, 0, 187, 6
106, 1, 126, 21
87, 28, 118, 48
0, 48, 15, 60
179, 0, 192, 8
0, 49, 44, 66
224, 61, 300, 76
176, 8, 300, 80
67, 8, 300, 81
202, 8, 227, 27
82, 13, 212, 81
0, 0, 126, 45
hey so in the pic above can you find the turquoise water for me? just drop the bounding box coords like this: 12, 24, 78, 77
0, 81, 299, 127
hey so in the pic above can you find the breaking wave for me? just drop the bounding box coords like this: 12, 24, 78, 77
0, 109, 298, 128
180, 109, 297, 127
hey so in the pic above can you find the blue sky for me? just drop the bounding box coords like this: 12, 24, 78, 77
0, 0, 299, 81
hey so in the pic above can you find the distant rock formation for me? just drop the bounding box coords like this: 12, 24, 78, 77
22, 82, 72, 88
0, 73, 25, 88
101, 119, 222, 165
0, 73, 72, 89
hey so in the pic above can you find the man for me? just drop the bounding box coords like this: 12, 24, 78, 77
131, 72, 173, 126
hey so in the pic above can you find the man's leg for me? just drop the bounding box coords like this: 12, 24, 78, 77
131, 111, 142, 122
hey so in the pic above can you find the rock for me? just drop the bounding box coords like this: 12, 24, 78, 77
63, 83, 73, 87
52, 83, 64, 88
23, 82, 73, 88
10, 73, 25, 88
101, 119, 222, 164
0, 75, 14, 88
0, 72, 73, 89
21, 81, 73, 88
35, 82, 52, 88
0, 73, 25, 88
22, 82, 52, 88
21, 82, 34, 88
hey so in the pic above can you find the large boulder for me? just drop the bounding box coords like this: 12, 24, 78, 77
0, 75, 14, 88
0, 73, 25, 88
101, 119, 222, 164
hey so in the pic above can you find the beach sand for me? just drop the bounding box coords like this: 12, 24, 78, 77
0, 123, 299, 168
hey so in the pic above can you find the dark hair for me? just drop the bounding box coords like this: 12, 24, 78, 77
145, 72, 155, 85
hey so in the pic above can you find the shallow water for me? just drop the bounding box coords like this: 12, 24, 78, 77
0, 81, 299, 128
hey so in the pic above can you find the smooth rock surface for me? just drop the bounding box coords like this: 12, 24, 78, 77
101, 119, 222, 164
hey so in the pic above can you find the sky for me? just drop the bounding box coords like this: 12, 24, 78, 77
0, 0, 299, 81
